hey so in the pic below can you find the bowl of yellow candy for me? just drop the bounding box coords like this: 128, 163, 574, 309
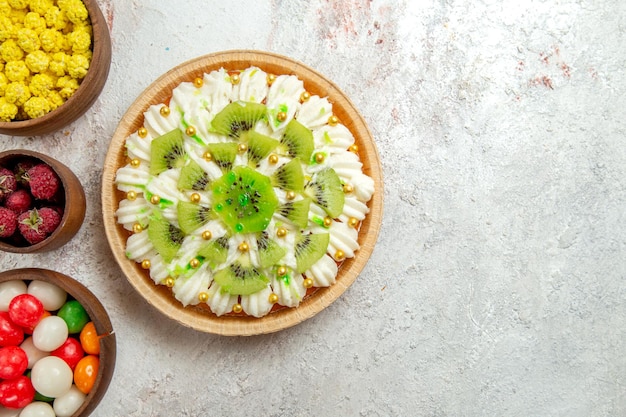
0, 0, 112, 137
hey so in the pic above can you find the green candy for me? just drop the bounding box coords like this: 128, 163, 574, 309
57, 300, 89, 334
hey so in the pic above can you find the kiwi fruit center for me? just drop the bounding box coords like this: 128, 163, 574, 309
211, 166, 278, 234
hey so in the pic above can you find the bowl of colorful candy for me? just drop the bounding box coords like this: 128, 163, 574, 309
0, 0, 112, 137
0, 268, 115, 416
0, 149, 86, 253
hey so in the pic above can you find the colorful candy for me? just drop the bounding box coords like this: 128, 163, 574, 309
19, 401, 55, 417
0, 375, 35, 409
32, 316, 68, 352
56, 301, 89, 334
26, 281, 67, 312
31, 357, 73, 398
79, 322, 100, 355
0, 281, 27, 311
50, 338, 84, 371
52, 386, 85, 417
8, 294, 43, 329
0, 346, 27, 380
19, 338, 48, 369
0, 313, 23, 348
0, 279, 101, 414
73, 355, 98, 395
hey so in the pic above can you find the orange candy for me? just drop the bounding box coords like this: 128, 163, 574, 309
79, 321, 100, 355
74, 354, 99, 394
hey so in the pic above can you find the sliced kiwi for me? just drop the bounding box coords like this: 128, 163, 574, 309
277, 197, 311, 229
178, 159, 211, 191
213, 255, 269, 295
206, 143, 238, 172
304, 167, 345, 218
256, 231, 286, 268
271, 158, 304, 192
245, 130, 280, 167
280, 119, 314, 161
211, 101, 267, 138
147, 212, 184, 263
177, 201, 212, 234
197, 236, 229, 265
212, 166, 278, 234
150, 129, 187, 176
294, 232, 330, 273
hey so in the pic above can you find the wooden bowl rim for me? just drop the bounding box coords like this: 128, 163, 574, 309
0, 149, 86, 253
102, 50, 383, 336
0, 267, 116, 417
0, 0, 111, 136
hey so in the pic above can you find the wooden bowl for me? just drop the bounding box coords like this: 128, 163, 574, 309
0, 149, 86, 253
0, 0, 112, 137
102, 50, 383, 336
0, 268, 116, 417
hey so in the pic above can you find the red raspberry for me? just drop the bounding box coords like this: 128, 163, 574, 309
38, 207, 61, 234
17, 209, 47, 244
5, 189, 32, 214
0, 168, 17, 201
13, 160, 36, 187
26, 164, 61, 201
0, 207, 17, 238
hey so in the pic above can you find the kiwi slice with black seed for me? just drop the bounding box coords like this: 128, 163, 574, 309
212, 166, 278, 234
197, 236, 229, 265
244, 130, 280, 167
277, 197, 311, 229
178, 159, 211, 191
280, 119, 314, 161
294, 232, 330, 273
150, 129, 188, 176
206, 143, 238, 172
147, 211, 184, 263
271, 158, 304, 192
213, 255, 269, 295
211, 101, 267, 138
304, 167, 345, 218
256, 231, 286, 268
177, 201, 212, 234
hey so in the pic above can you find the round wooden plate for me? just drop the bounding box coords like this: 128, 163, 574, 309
102, 50, 383, 336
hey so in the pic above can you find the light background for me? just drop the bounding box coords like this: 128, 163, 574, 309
1, 1, 625, 415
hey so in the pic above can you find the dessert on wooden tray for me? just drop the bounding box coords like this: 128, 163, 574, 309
114, 65, 374, 318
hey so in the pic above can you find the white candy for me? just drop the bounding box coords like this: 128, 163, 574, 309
53, 385, 86, 417
0, 280, 27, 312
18, 401, 55, 417
32, 316, 68, 352
27, 281, 67, 311
19, 337, 49, 369
31, 356, 73, 398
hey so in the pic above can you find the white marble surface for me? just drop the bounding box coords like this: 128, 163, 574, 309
1, 0, 625, 415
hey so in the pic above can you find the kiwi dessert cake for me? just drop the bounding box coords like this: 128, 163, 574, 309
113, 66, 374, 318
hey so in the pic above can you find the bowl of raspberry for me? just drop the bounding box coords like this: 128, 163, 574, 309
0, 0, 112, 137
0, 150, 86, 253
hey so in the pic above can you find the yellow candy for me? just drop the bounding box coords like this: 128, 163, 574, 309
23, 96, 50, 119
